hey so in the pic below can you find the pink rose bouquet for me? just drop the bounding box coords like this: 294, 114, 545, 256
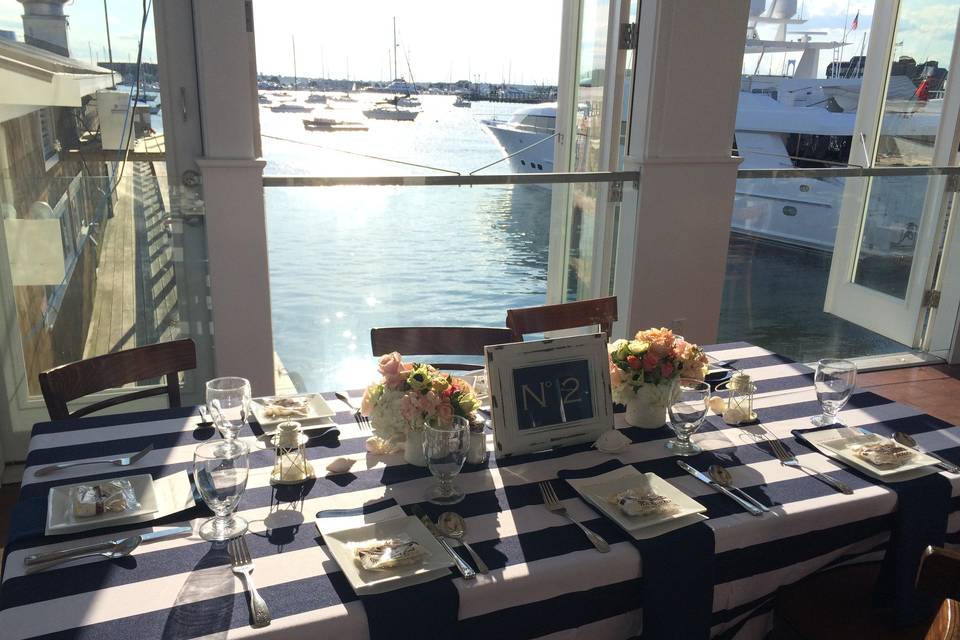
608, 327, 708, 404
361, 352, 481, 444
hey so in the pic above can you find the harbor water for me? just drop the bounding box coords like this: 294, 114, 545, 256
256, 92, 903, 392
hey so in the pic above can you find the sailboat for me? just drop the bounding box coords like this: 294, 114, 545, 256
363, 18, 420, 122
271, 36, 314, 113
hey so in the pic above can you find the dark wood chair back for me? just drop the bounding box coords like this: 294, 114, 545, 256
506, 296, 618, 341
370, 327, 514, 371
39, 339, 197, 421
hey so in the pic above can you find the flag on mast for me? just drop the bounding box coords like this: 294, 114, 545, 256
851, 11, 859, 30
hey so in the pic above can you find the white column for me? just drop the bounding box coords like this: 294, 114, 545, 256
615, 0, 749, 345
192, 1, 274, 394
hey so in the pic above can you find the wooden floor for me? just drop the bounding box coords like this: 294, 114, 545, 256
1, 362, 958, 633
83, 162, 178, 358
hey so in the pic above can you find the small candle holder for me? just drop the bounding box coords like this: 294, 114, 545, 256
720, 372, 757, 425
270, 421, 315, 484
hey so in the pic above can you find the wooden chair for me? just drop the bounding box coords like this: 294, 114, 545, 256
918, 547, 960, 640
369, 327, 514, 371
772, 547, 960, 640
506, 296, 618, 342
39, 339, 197, 420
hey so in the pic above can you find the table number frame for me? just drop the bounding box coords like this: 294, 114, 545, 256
485, 334, 613, 456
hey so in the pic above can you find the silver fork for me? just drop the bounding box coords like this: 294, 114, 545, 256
538, 481, 610, 553
229, 536, 271, 628
34, 444, 154, 477
335, 392, 370, 430
767, 436, 853, 495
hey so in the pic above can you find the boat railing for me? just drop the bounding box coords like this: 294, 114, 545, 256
737, 165, 960, 179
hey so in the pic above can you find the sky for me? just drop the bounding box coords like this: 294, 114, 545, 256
0, 0, 957, 84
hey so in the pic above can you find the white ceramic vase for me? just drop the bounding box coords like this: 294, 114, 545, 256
403, 428, 428, 467
623, 382, 673, 429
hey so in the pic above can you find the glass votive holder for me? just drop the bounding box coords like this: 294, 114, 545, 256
270, 421, 315, 484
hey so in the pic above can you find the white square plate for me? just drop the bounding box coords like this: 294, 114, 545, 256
323, 515, 454, 595
47, 474, 159, 534
578, 472, 706, 532
819, 432, 939, 477
251, 394, 336, 432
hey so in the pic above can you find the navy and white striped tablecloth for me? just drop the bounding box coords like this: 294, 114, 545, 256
3, 342, 960, 640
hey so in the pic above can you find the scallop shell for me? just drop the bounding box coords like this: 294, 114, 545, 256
593, 429, 631, 453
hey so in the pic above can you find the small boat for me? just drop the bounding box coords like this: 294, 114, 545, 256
331, 93, 356, 102
454, 95, 471, 108
302, 117, 369, 131
395, 95, 420, 108
258, 94, 272, 105
306, 94, 328, 104
273, 91, 291, 97
271, 103, 314, 113
363, 103, 419, 121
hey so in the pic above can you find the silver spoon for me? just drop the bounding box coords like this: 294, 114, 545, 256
893, 432, 960, 473
437, 512, 489, 574
25, 536, 141, 573
708, 464, 770, 513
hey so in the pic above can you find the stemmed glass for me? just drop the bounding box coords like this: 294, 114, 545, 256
206, 377, 251, 440
194, 440, 250, 541
666, 379, 710, 456
423, 416, 470, 505
811, 359, 857, 426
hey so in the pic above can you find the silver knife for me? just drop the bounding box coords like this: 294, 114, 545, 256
677, 460, 764, 517
25, 526, 192, 566
410, 506, 476, 580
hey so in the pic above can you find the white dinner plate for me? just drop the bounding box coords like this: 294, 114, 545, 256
323, 515, 454, 595
577, 472, 706, 533
818, 431, 939, 477
47, 473, 159, 534
251, 394, 336, 432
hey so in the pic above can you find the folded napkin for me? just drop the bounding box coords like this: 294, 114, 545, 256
316, 499, 459, 640
558, 460, 715, 640
792, 425, 950, 626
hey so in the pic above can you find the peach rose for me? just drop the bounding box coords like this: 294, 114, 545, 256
642, 352, 659, 372
609, 364, 623, 387
378, 352, 408, 390
361, 384, 376, 416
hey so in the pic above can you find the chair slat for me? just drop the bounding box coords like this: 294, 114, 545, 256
369, 327, 514, 370
506, 296, 618, 341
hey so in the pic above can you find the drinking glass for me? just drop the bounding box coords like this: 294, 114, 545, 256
206, 377, 251, 439
666, 379, 710, 456
423, 416, 470, 505
194, 439, 250, 541
811, 359, 857, 426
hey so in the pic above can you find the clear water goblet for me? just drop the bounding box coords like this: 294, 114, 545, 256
194, 439, 250, 541
811, 359, 857, 426
424, 416, 470, 505
666, 379, 710, 456
206, 377, 251, 440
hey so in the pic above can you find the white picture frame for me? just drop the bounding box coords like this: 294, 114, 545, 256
485, 334, 613, 456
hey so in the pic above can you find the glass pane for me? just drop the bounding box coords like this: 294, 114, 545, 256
252, 1, 562, 177
264, 181, 617, 391
0, 172, 208, 396
0, 3, 211, 403
722, 174, 911, 361
876, 0, 960, 166
852, 174, 939, 297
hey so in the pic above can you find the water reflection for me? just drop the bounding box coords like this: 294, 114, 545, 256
266, 184, 550, 391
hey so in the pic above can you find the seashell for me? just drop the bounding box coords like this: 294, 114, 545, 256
708, 396, 726, 415
326, 457, 357, 475
593, 429, 631, 453
365, 436, 394, 455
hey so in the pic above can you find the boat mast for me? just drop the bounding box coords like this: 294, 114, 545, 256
292, 35, 298, 91
392, 16, 397, 80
